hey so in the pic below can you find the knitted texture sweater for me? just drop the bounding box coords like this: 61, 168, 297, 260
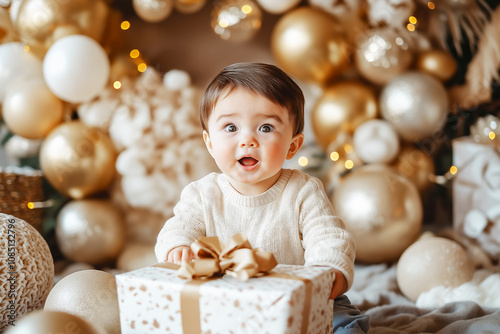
155, 169, 356, 289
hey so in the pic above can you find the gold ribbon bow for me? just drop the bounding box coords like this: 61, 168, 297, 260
177, 233, 278, 281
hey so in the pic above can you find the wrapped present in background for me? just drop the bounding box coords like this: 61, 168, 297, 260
116, 263, 335, 334
452, 116, 500, 263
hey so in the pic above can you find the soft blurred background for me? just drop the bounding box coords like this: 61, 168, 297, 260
1, 0, 500, 332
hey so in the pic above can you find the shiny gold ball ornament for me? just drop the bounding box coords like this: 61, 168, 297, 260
397, 236, 475, 301
4, 310, 106, 334
40, 121, 117, 199
0, 213, 54, 332
15, 0, 109, 57
332, 164, 423, 263
392, 144, 435, 195
416, 49, 457, 82
44, 270, 120, 334
311, 81, 378, 150
211, 0, 262, 43
271, 6, 350, 85
56, 199, 125, 265
175, 0, 206, 14
2, 80, 64, 139
355, 28, 414, 85
133, 0, 174, 23
380, 72, 448, 142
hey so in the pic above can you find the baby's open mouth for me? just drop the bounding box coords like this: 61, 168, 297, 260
238, 157, 259, 166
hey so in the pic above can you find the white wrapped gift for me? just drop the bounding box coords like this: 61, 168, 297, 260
116, 263, 335, 334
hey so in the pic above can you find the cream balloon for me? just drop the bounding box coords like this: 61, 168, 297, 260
0, 42, 43, 102
2, 80, 64, 139
133, 0, 174, 23
311, 81, 378, 150
332, 164, 422, 263
4, 310, 106, 334
353, 119, 400, 164
380, 72, 448, 142
271, 6, 350, 84
43, 34, 110, 103
44, 270, 120, 334
39, 121, 117, 199
397, 237, 475, 301
56, 199, 126, 265
256, 0, 301, 14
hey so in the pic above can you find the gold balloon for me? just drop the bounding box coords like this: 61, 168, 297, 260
175, 0, 206, 14
4, 310, 106, 334
211, 0, 262, 43
44, 270, 120, 334
133, 0, 174, 23
416, 49, 457, 82
0, 8, 18, 44
355, 28, 414, 85
15, 0, 109, 57
331, 164, 422, 263
397, 236, 475, 301
392, 144, 435, 195
2, 80, 64, 139
271, 6, 350, 85
56, 199, 125, 265
311, 81, 378, 150
40, 121, 117, 199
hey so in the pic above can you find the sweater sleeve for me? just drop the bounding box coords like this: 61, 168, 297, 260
298, 176, 356, 291
154, 182, 206, 262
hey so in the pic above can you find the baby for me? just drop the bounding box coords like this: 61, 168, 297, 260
155, 63, 368, 332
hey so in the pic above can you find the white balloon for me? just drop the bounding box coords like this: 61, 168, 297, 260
43, 35, 110, 103
0, 42, 43, 102
256, 0, 301, 14
353, 119, 400, 164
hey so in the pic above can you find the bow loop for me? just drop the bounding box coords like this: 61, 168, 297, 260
177, 233, 277, 281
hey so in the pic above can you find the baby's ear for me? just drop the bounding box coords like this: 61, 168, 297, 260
286, 133, 304, 159
203, 130, 214, 156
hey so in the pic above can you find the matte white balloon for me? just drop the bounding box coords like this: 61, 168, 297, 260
353, 119, 400, 164
0, 42, 43, 102
43, 35, 110, 103
256, 0, 301, 14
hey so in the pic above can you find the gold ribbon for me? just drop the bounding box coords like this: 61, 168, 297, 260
177, 233, 278, 281
153, 234, 314, 333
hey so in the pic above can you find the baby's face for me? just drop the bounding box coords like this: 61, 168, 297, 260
203, 87, 303, 195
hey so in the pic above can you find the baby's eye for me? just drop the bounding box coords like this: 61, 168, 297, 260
224, 124, 238, 132
259, 124, 274, 133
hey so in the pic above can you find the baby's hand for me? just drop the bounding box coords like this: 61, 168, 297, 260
167, 246, 195, 264
329, 270, 347, 300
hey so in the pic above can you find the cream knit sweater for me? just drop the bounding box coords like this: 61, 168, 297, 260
155, 169, 356, 289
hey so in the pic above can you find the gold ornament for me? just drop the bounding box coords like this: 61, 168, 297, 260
44, 270, 120, 334
392, 144, 435, 195
15, 0, 109, 57
331, 164, 422, 263
211, 0, 262, 43
175, 0, 206, 14
396, 236, 475, 301
355, 28, 414, 85
40, 121, 117, 199
4, 310, 106, 334
416, 49, 457, 82
56, 199, 125, 265
380, 72, 448, 142
2, 80, 64, 139
133, 0, 174, 23
311, 81, 378, 150
0, 213, 54, 332
271, 6, 350, 85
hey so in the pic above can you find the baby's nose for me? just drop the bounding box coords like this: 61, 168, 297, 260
239, 133, 258, 148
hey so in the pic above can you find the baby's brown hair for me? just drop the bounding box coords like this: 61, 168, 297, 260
200, 62, 305, 137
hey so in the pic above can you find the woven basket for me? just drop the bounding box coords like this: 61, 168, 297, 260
0, 166, 45, 231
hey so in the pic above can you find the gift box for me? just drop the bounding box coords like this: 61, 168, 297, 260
452, 136, 500, 260
116, 263, 335, 334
